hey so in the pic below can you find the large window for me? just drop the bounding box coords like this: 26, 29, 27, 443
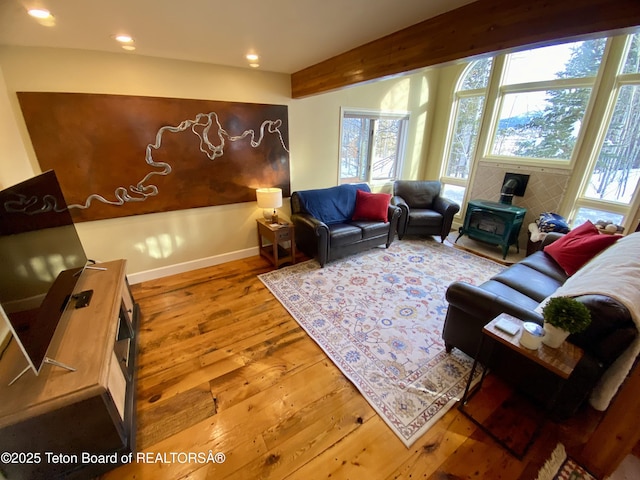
572, 33, 640, 227
441, 31, 640, 232
490, 40, 606, 164
440, 58, 492, 205
339, 109, 409, 184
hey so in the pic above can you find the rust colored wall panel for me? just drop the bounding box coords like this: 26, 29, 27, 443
17, 92, 290, 222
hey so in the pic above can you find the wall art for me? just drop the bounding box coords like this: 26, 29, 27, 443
17, 92, 290, 222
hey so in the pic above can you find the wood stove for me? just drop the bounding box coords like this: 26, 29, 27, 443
456, 199, 527, 259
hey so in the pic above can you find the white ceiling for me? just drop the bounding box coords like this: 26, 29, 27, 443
0, 0, 476, 74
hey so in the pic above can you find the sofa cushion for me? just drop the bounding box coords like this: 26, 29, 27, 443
519, 251, 569, 283
479, 279, 542, 312
297, 183, 370, 225
328, 223, 363, 247
492, 263, 565, 302
407, 209, 443, 227
351, 220, 391, 240
543, 220, 620, 275
352, 189, 391, 222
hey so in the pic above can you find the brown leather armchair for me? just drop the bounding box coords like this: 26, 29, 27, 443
391, 180, 460, 242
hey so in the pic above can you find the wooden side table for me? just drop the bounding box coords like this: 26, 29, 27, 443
459, 313, 584, 458
257, 218, 296, 268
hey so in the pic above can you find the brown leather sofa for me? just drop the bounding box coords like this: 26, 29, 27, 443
442, 233, 637, 418
291, 183, 401, 267
391, 180, 460, 242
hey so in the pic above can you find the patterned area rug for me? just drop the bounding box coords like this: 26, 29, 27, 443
536, 444, 597, 480
258, 238, 505, 447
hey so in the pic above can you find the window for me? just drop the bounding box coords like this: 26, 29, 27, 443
490, 40, 606, 163
572, 33, 640, 228
440, 58, 493, 205
440, 32, 640, 233
339, 109, 409, 184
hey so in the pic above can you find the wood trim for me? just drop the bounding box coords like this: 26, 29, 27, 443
484, 315, 583, 379
291, 0, 640, 98
578, 361, 640, 478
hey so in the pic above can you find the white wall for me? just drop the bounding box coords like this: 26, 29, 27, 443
0, 46, 439, 281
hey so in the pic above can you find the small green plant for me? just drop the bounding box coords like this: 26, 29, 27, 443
542, 296, 592, 334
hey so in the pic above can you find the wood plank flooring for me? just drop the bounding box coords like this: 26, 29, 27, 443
100, 253, 606, 480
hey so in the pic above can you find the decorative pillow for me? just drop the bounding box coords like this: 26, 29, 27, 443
537, 212, 570, 234
352, 189, 391, 222
544, 220, 620, 276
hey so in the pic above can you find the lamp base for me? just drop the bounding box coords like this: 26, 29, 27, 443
263, 209, 278, 224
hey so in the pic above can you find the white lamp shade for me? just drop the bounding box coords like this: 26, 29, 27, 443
256, 188, 282, 209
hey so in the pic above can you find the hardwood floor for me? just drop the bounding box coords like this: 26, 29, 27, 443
100, 253, 607, 480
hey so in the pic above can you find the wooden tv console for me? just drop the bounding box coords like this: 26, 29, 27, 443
0, 259, 139, 480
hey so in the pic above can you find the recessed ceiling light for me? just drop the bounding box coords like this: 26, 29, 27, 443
115, 34, 134, 44
122, 45, 136, 51
246, 53, 259, 62
249, 63, 260, 68
27, 8, 51, 19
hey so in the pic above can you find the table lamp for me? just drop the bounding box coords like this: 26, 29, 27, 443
256, 187, 282, 223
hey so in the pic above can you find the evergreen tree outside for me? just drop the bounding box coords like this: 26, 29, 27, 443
493, 39, 606, 161
440, 32, 640, 227
584, 34, 640, 203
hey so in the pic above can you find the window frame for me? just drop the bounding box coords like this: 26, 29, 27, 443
569, 35, 640, 231
483, 42, 605, 169
439, 60, 492, 208
338, 107, 410, 185
438, 33, 640, 233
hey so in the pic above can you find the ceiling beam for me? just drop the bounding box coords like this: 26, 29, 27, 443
291, 0, 640, 98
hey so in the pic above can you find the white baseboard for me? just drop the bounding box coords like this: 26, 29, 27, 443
127, 247, 259, 284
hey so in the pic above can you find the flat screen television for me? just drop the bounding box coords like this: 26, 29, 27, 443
0, 170, 88, 379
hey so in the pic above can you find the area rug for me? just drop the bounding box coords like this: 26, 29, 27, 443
258, 238, 505, 447
536, 443, 597, 480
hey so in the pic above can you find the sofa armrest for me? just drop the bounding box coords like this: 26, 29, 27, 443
433, 196, 460, 241
442, 281, 543, 357
432, 196, 460, 217
291, 212, 326, 230
386, 204, 402, 245
390, 196, 409, 238
390, 195, 407, 207
291, 213, 330, 265
387, 204, 402, 222
445, 281, 544, 325
540, 232, 565, 249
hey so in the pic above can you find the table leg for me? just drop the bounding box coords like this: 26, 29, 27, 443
459, 336, 548, 460
272, 239, 279, 267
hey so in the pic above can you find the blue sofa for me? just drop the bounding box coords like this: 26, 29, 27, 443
290, 183, 401, 267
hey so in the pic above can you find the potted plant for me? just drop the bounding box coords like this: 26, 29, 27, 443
541, 296, 592, 348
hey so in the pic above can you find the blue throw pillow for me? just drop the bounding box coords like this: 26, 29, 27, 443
538, 212, 570, 234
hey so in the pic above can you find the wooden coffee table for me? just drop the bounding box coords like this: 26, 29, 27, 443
458, 313, 584, 458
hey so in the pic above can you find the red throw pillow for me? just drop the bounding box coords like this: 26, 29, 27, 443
352, 189, 391, 222
544, 220, 620, 276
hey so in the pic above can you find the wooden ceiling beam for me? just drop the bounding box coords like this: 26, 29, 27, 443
291, 0, 640, 98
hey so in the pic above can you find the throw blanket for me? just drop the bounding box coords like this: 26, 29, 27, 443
297, 183, 369, 225
537, 232, 640, 410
